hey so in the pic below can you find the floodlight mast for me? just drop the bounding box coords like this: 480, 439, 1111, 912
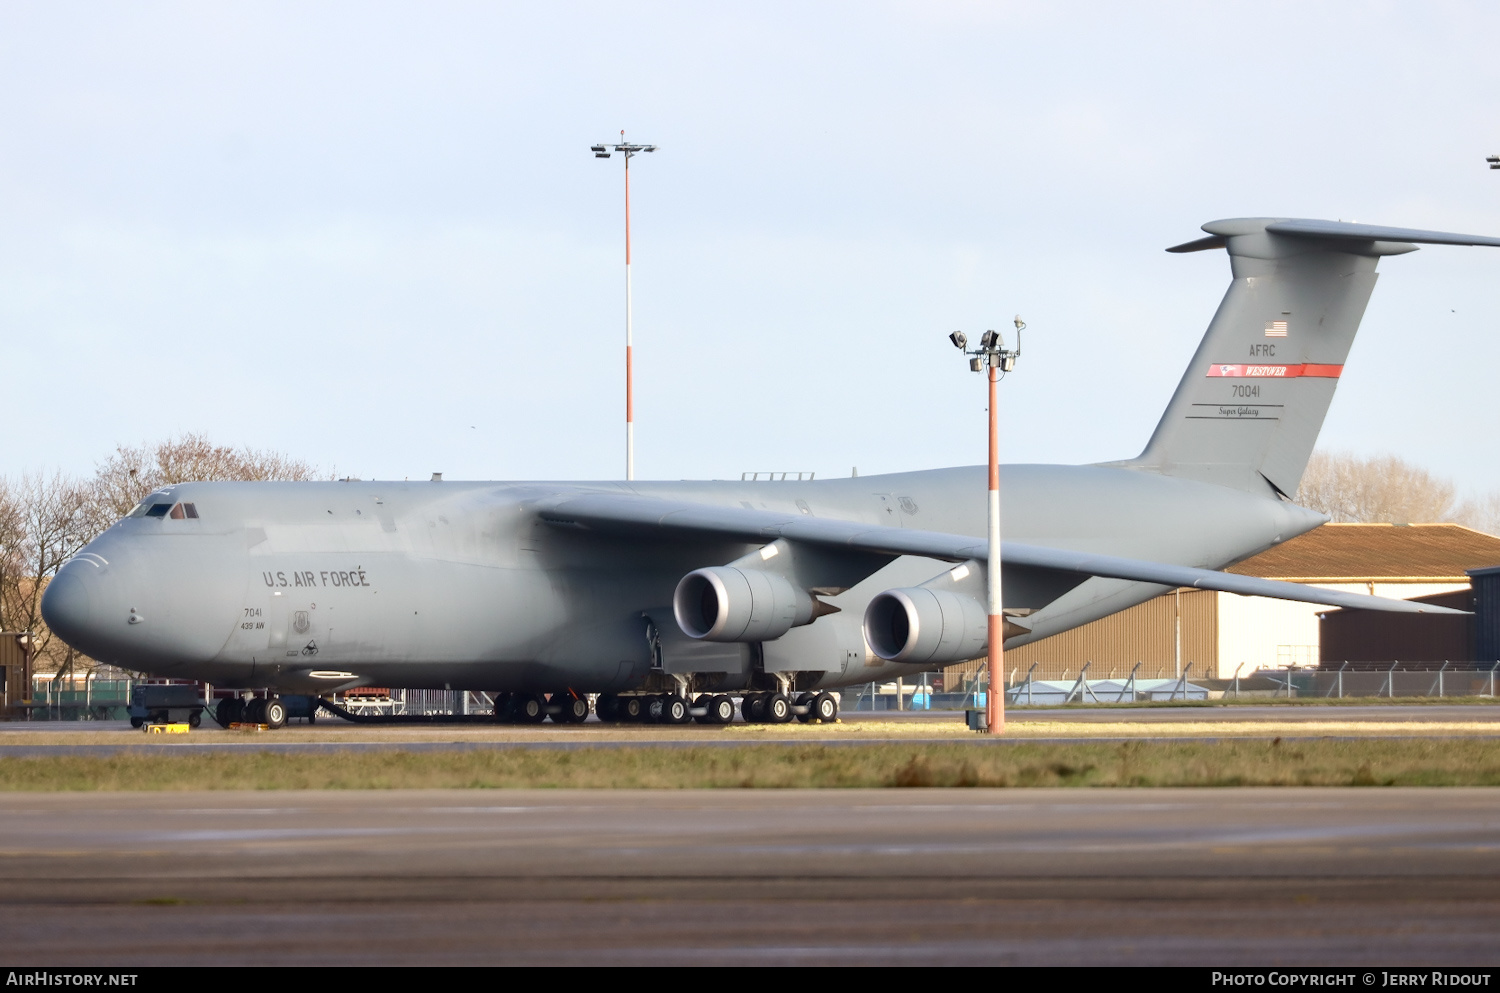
590, 132, 658, 480
949, 316, 1025, 734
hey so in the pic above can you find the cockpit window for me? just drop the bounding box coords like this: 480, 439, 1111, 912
128, 498, 197, 520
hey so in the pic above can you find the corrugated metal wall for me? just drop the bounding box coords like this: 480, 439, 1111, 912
1319, 590, 1474, 664
0, 634, 28, 716
951, 589, 1218, 683
1476, 571, 1500, 663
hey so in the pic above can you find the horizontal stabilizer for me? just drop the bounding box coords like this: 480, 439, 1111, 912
540, 493, 1467, 616
1167, 217, 1500, 254
1264, 218, 1500, 248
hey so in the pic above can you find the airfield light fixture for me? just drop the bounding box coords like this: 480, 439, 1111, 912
948, 317, 1027, 735
590, 131, 659, 481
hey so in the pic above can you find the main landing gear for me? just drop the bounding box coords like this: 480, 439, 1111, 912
586, 690, 838, 725
738, 691, 838, 724
491, 691, 591, 725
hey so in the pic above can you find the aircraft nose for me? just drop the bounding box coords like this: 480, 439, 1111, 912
41, 570, 95, 645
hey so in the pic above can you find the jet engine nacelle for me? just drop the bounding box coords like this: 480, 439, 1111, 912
673, 566, 815, 642
863, 587, 988, 664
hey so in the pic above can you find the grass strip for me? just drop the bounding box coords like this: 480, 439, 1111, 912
5, 738, 1500, 789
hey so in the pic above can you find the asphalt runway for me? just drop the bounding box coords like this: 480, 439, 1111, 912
2, 788, 1499, 966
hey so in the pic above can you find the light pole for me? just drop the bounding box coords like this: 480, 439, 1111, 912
591, 132, 658, 481
949, 317, 1024, 734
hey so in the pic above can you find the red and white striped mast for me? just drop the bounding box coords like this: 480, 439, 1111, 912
951, 317, 1024, 734
592, 132, 657, 481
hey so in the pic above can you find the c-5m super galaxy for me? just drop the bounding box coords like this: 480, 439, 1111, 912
42, 218, 1497, 728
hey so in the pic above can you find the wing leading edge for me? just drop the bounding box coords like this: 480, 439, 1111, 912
538, 493, 1466, 616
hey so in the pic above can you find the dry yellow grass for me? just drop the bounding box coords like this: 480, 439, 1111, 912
6, 714, 1499, 747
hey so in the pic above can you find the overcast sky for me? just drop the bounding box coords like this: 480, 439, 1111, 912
2, 1, 1498, 495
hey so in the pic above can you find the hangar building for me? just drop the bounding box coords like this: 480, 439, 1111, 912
982, 524, 1500, 681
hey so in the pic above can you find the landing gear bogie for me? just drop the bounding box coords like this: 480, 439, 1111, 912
514, 693, 548, 724
694, 694, 735, 725
765, 692, 793, 724
652, 694, 691, 725
550, 693, 590, 724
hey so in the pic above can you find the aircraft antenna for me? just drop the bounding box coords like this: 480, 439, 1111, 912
590, 132, 659, 481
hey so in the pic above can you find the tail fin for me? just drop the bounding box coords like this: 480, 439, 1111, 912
1125, 217, 1500, 497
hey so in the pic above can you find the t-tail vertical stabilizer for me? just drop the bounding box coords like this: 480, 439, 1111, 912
1124, 217, 1500, 497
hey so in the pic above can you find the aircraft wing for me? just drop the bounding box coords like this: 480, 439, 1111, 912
539, 493, 1467, 615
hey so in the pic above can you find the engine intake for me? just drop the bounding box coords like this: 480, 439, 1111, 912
863, 587, 988, 664
673, 566, 814, 642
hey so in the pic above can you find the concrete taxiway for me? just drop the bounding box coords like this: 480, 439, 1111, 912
2, 787, 1499, 966
2, 704, 1499, 754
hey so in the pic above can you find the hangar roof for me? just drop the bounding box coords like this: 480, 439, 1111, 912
1228, 523, 1500, 583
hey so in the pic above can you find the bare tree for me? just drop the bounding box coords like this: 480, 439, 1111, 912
1296, 451, 1459, 524
1, 472, 94, 676
1456, 491, 1500, 538
0, 478, 24, 633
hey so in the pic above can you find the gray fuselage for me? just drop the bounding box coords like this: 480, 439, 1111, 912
42, 464, 1322, 694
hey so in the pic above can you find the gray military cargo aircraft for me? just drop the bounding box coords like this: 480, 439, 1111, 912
42, 217, 1496, 727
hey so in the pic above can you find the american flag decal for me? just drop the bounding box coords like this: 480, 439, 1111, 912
1264, 321, 1289, 337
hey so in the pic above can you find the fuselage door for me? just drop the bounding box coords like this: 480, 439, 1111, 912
267, 591, 289, 658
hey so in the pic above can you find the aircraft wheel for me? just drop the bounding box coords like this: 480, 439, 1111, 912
621, 696, 645, 722
263, 698, 288, 729
646, 694, 666, 723
215, 698, 242, 727
696, 694, 735, 725
552, 694, 590, 724
766, 693, 793, 724
662, 695, 691, 725
129, 716, 144, 729
795, 692, 816, 723
187, 710, 202, 729
741, 693, 766, 723
244, 699, 268, 724
491, 692, 515, 723
516, 693, 547, 724
595, 694, 620, 722
809, 692, 838, 723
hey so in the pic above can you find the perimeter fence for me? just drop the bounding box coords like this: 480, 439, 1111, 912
850, 660, 1500, 709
